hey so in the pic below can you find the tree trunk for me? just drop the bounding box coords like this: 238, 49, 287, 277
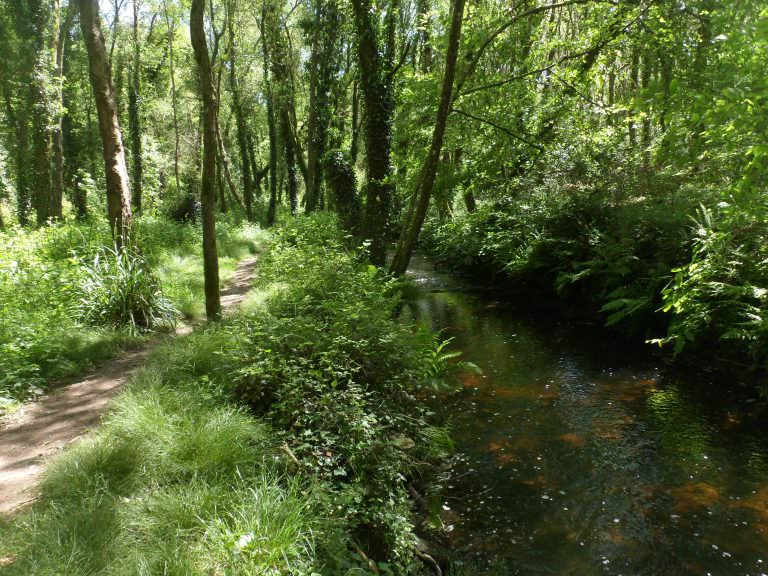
261, 3, 280, 225
227, 2, 255, 221
305, 0, 340, 213
351, 0, 395, 266
129, 0, 143, 211
51, 1, 75, 220
628, 47, 639, 149
390, 0, 465, 276
163, 0, 181, 195
190, 0, 221, 319
32, 2, 54, 225
416, 0, 433, 72
215, 121, 245, 210
350, 79, 360, 163
78, 0, 133, 242
641, 51, 652, 170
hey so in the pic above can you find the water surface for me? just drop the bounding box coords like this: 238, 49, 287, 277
405, 256, 768, 576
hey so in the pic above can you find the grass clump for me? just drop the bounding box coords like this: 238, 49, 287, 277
77, 244, 177, 335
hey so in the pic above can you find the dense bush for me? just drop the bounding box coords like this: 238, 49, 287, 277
659, 201, 768, 372
226, 214, 453, 572
422, 180, 768, 389
423, 188, 697, 336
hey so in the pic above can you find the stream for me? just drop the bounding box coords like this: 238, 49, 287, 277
404, 254, 768, 576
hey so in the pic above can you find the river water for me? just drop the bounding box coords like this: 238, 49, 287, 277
404, 255, 768, 576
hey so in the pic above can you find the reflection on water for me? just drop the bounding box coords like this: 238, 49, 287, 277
406, 259, 768, 576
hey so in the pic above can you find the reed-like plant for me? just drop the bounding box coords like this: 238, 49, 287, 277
77, 244, 178, 335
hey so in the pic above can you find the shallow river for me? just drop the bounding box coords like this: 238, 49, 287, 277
405, 255, 768, 576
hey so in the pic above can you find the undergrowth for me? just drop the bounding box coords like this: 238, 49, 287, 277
422, 184, 768, 392
0, 215, 266, 412
0, 214, 455, 575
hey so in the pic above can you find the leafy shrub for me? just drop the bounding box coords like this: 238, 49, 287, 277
659, 201, 768, 371
423, 189, 696, 337
1, 214, 454, 575
222, 214, 454, 572
76, 244, 178, 335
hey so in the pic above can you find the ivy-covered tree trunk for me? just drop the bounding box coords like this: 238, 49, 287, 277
305, 0, 340, 213
78, 0, 133, 242
129, 0, 143, 211
260, 5, 278, 226
416, 0, 433, 72
264, 1, 298, 216
162, 0, 181, 194
351, 0, 395, 266
190, 0, 221, 319
281, 109, 299, 214
227, 1, 254, 221
50, 1, 75, 221
390, 0, 465, 276
32, 0, 54, 225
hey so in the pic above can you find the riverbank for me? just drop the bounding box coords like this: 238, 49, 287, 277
420, 190, 768, 396
0, 215, 453, 574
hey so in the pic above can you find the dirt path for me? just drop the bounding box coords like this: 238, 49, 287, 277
0, 256, 259, 516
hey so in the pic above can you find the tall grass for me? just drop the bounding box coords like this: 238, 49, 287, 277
0, 331, 320, 576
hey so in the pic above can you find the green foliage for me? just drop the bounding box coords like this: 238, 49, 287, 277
0, 368, 319, 576
659, 203, 768, 368
0, 214, 453, 575
423, 188, 695, 337
224, 214, 454, 573
0, 217, 264, 410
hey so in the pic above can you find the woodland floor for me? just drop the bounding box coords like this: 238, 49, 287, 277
0, 255, 260, 516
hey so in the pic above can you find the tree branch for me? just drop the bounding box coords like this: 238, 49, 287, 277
452, 108, 543, 151
454, 0, 618, 97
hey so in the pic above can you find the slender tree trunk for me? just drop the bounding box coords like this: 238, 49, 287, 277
280, 110, 298, 214
305, 0, 339, 213
190, 0, 221, 319
32, 2, 54, 225
305, 1, 321, 212
227, 1, 254, 221
79, 0, 133, 242
416, 0, 433, 72
216, 160, 227, 212
162, 0, 181, 194
51, 1, 75, 220
129, 0, 143, 211
641, 51, 652, 170
261, 4, 279, 225
628, 47, 639, 148
215, 121, 245, 210
390, 0, 465, 276
350, 78, 359, 163
351, 0, 395, 266
16, 118, 31, 226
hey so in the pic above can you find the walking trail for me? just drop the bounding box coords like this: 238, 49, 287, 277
0, 255, 259, 516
